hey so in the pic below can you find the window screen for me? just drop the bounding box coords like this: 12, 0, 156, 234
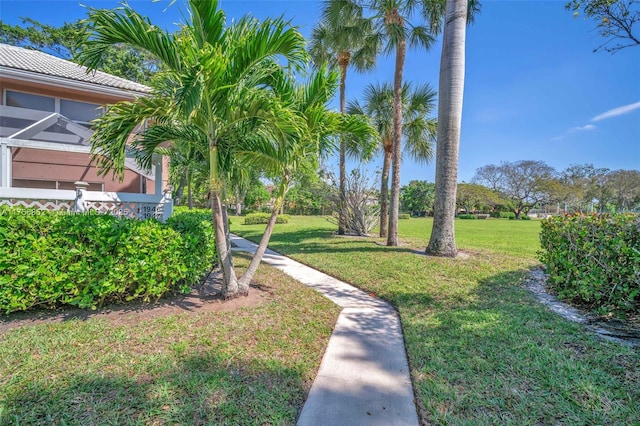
5, 91, 55, 112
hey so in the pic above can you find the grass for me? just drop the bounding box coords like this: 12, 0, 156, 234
0, 254, 340, 425
232, 216, 640, 425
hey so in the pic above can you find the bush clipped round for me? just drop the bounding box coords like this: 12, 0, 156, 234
244, 212, 289, 225
398, 213, 411, 220
0, 207, 216, 314
538, 213, 640, 316
458, 214, 478, 220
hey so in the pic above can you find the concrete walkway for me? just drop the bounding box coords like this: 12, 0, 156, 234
230, 234, 419, 426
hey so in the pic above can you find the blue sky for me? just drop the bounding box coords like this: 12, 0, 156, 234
2, 0, 639, 184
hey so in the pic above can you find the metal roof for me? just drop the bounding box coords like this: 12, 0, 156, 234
0, 43, 151, 95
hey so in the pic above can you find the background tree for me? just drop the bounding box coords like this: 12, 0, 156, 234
606, 169, 640, 211
400, 180, 435, 216
0, 17, 159, 83
348, 81, 437, 237
473, 160, 556, 219
456, 182, 502, 213
566, 0, 640, 52
309, 0, 379, 235
284, 170, 334, 215
244, 179, 271, 212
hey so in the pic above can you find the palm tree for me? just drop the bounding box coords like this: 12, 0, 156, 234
346, 0, 443, 246
426, 0, 469, 257
77, 0, 308, 298
309, 0, 379, 235
236, 66, 375, 286
348, 81, 437, 237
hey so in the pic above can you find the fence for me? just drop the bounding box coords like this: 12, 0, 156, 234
0, 182, 173, 221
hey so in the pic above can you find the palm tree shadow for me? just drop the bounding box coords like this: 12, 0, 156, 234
1, 353, 306, 425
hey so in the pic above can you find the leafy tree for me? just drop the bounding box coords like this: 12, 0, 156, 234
244, 180, 271, 211
473, 160, 557, 219
566, 0, 640, 52
606, 169, 640, 211
309, 0, 379, 235
285, 171, 334, 215
348, 81, 437, 237
0, 17, 159, 83
400, 180, 435, 216
456, 183, 502, 213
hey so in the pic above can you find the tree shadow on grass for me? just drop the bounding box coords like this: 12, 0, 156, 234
1, 352, 306, 426
402, 268, 640, 425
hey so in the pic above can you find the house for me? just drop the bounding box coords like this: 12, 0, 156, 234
0, 43, 172, 219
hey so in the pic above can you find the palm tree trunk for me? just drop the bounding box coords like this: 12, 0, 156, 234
210, 145, 241, 297
338, 62, 348, 235
387, 38, 406, 246
426, 0, 467, 257
379, 146, 391, 238
238, 182, 287, 288
187, 168, 193, 210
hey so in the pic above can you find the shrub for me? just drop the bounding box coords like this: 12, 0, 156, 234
500, 212, 516, 219
399, 213, 410, 220
538, 213, 640, 316
458, 214, 478, 220
520, 214, 531, 220
0, 207, 216, 314
244, 212, 289, 225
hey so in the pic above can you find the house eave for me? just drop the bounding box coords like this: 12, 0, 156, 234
0, 66, 150, 100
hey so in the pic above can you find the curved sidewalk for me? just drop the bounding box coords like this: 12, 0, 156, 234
230, 234, 419, 426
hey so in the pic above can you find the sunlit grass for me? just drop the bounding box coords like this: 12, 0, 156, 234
0, 254, 340, 425
232, 215, 640, 425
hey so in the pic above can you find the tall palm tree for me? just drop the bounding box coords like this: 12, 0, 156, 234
349, 0, 443, 246
348, 81, 437, 237
426, 0, 469, 257
309, 0, 379, 235
77, 0, 308, 298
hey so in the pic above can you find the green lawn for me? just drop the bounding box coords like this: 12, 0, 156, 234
0, 254, 340, 425
232, 216, 640, 425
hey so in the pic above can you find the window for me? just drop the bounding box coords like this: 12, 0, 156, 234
4, 90, 102, 127
60, 99, 102, 125
5, 91, 55, 112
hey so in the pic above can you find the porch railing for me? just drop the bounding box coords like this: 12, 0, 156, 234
0, 183, 173, 221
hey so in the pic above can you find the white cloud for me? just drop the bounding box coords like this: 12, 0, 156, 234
569, 124, 597, 132
591, 101, 640, 122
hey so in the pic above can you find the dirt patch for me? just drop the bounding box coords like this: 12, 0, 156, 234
0, 270, 273, 332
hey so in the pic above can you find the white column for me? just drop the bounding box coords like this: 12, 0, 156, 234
74, 181, 89, 213
153, 154, 163, 196
0, 143, 11, 188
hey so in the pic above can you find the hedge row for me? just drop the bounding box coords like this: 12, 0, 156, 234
538, 213, 640, 316
244, 213, 289, 225
0, 207, 216, 314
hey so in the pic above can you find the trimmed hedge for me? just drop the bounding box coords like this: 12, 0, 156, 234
244, 212, 289, 225
399, 213, 411, 220
458, 214, 478, 220
538, 213, 640, 316
0, 207, 216, 314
